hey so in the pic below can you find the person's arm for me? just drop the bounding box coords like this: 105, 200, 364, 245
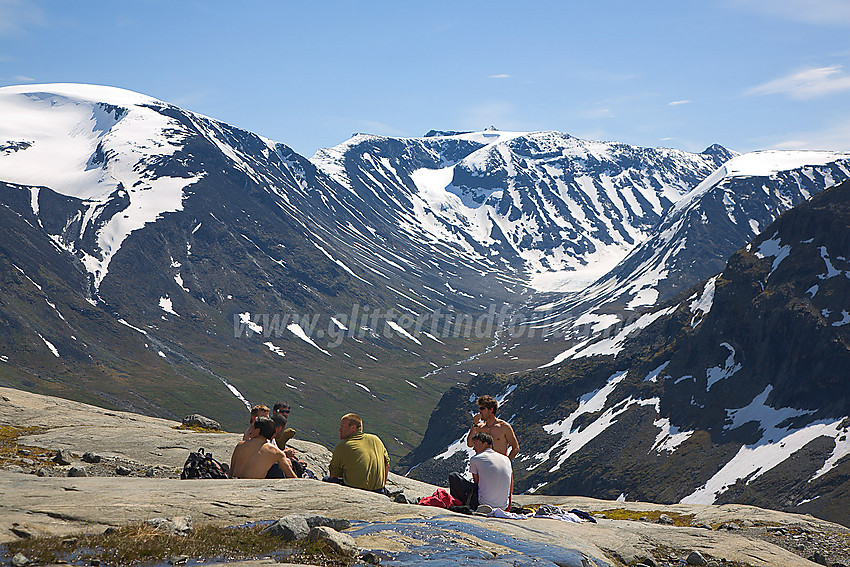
472, 473, 479, 484
328, 446, 343, 479
230, 442, 243, 478
505, 424, 519, 460
466, 412, 484, 447
277, 452, 297, 478
383, 447, 390, 486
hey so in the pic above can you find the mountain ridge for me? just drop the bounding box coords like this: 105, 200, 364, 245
2, 82, 849, 494
399, 180, 850, 528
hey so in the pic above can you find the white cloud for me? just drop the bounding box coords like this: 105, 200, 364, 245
747, 65, 850, 99
488, 74, 511, 79
727, 0, 850, 26
767, 117, 850, 151
668, 100, 691, 106
12, 75, 34, 82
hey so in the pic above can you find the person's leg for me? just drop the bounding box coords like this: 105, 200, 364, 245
469, 484, 479, 509
265, 462, 285, 479
448, 472, 475, 505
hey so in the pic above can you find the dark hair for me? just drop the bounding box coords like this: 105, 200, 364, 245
254, 416, 276, 440
477, 395, 497, 414
273, 401, 290, 413
471, 432, 493, 447
271, 413, 288, 430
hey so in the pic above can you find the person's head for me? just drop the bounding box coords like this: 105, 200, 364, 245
339, 413, 362, 439
477, 395, 497, 417
471, 432, 493, 453
271, 413, 288, 434
273, 401, 291, 417
250, 404, 270, 423
253, 416, 276, 440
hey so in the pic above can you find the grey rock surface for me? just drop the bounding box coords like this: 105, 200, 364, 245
52, 449, 72, 466
307, 526, 358, 558
262, 516, 309, 541
145, 516, 193, 536
82, 452, 101, 464
182, 414, 221, 431
1, 386, 846, 567
300, 515, 351, 531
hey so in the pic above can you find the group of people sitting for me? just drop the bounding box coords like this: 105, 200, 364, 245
229, 402, 302, 479
229, 402, 390, 493
228, 394, 518, 512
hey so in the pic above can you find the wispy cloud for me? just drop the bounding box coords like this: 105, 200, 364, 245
0, 0, 45, 37
747, 65, 850, 99
668, 100, 691, 106
767, 117, 850, 151
488, 74, 511, 79
13, 75, 34, 82
727, 0, 850, 26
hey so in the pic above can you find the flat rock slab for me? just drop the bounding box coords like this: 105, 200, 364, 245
0, 386, 839, 567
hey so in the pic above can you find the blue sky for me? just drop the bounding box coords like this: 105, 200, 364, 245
1, 0, 850, 158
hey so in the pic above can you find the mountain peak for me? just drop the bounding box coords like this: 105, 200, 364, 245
0, 82, 163, 108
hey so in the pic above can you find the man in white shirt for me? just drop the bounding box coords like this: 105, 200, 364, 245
448, 432, 513, 511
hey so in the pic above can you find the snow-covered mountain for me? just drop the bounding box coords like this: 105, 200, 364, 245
313, 129, 733, 292
0, 84, 530, 456
3, 83, 850, 522
517, 149, 850, 369
399, 180, 850, 527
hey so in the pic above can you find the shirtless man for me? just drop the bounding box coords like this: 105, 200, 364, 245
466, 395, 519, 460
230, 416, 296, 479
242, 404, 270, 441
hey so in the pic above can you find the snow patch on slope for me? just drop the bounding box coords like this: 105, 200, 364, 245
0, 84, 203, 289
681, 386, 848, 504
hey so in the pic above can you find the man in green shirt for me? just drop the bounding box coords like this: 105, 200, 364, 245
326, 413, 389, 493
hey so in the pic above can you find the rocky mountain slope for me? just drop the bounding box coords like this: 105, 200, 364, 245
2, 82, 850, 491
313, 129, 734, 292
0, 84, 738, 458
3, 385, 848, 567
399, 180, 850, 528
0, 85, 527, 458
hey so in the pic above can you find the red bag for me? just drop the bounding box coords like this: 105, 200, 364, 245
419, 488, 462, 509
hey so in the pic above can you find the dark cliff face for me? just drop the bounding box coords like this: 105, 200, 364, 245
400, 181, 850, 527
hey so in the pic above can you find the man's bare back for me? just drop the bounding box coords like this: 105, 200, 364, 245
231, 419, 296, 479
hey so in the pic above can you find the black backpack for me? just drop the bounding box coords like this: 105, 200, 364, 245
180, 448, 229, 479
